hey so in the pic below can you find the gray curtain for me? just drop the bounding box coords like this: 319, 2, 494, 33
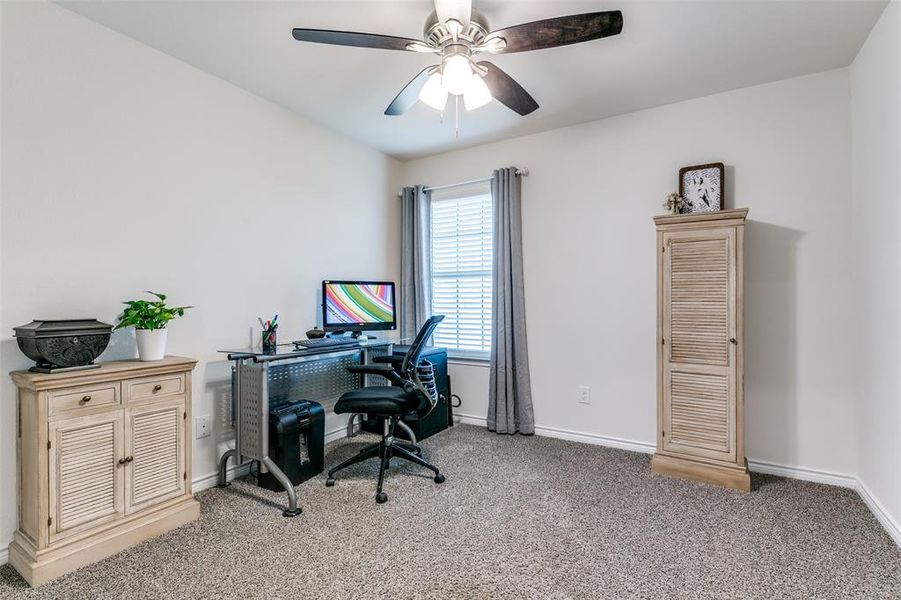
488, 168, 534, 434
400, 185, 432, 340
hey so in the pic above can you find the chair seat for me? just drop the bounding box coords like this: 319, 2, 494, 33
334, 386, 420, 416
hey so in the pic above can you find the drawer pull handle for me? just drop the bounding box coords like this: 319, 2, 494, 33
152, 384, 163, 393
80, 395, 92, 404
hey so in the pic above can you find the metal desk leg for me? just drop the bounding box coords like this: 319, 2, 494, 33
261, 456, 302, 517
346, 413, 364, 437
217, 449, 237, 488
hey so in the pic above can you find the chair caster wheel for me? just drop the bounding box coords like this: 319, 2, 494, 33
434, 473, 446, 484
375, 492, 388, 504
282, 507, 302, 518
325, 477, 336, 487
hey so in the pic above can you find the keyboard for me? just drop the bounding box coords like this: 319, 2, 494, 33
294, 338, 360, 350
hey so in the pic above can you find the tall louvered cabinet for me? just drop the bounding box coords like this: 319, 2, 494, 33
651, 209, 751, 491
9, 357, 200, 587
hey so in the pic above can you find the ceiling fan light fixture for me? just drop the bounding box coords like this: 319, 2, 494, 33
419, 72, 449, 111
463, 74, 492, 110
442, 54, 473, 95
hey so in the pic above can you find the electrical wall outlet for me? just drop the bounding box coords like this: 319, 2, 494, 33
195, 414, 211, 439
578, 385, 591, 405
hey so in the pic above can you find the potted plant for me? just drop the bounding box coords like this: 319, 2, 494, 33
115, 292, 191, 361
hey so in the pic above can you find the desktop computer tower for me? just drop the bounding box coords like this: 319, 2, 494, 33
362, 345, 452, 442
257, 400, 325, 491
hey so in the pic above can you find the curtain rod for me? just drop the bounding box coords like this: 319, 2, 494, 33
397, 168, 529, 197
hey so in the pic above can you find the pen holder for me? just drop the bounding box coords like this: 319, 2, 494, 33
262, 329, 277, 354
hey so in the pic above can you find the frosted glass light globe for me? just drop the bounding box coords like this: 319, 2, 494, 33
419, 72, 448, 111
442, 55, 473, 96
463, 74, 492, 110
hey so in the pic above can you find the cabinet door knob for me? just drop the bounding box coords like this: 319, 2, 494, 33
118, 457, 127, 465
152, 384, 162, 393
730, 338, 737, 344
126, 455, 134, 463
80, 395, 92, 404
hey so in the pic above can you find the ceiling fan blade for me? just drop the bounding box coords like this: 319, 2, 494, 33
292, 28, 422, 52
486, 11, 623, 54
477, 62, 538, 116
385, 68, 434, 116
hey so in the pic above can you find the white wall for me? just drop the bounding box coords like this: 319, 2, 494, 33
851, 1, 901, 535
0, 2, 400, 552
403, 69, 858, 476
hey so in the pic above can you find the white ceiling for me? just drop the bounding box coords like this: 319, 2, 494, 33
59, 0, 886, 160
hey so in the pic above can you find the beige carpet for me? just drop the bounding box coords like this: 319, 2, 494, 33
1, 424, 900, 599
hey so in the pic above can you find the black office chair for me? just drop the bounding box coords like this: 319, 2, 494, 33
326, 315, 446, 503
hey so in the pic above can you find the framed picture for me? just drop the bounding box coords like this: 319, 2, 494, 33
679, 162, 724, 214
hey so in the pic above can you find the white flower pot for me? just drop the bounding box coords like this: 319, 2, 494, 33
135, 328, 168, 362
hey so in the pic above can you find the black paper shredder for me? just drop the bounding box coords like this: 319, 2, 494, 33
257, 400, 324, 491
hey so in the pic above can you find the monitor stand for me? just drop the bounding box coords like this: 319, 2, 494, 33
325, 331, 375, 340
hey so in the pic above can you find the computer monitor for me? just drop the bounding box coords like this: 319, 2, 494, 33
322, 280, 397, 333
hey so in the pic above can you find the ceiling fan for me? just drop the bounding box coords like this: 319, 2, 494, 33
292, 1, 623, 118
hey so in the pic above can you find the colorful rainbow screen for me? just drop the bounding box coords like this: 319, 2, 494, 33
324, 282, 395, 325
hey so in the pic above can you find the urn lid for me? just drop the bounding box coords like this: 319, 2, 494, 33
14, 319, 114, 339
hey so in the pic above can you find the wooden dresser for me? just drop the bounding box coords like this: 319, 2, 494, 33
9, 356, 200, 586
651, 209, 751, 491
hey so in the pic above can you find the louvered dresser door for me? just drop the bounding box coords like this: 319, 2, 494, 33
125, 397, 186, 514
48, 411, 124, 541
652, 209, 750, 491
663, 228, 736, 461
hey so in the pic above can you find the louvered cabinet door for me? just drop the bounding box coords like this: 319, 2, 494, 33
124, 397, 186, 514
48, 412, 125, 542
662, 228, 737, 463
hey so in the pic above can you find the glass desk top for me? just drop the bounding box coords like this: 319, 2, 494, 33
219, 339, 398, 362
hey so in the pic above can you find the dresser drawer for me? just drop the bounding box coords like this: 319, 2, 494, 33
49, 383, 120, 416
124, 374, 186, 403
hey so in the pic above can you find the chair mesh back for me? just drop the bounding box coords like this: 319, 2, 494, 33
401, 315, 445, 377
401, 315, 445, 416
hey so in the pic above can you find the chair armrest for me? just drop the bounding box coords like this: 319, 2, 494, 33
372, 355, 404, 367
346, 364, 407, 387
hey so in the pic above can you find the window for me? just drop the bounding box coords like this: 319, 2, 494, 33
430, 187, 493, 359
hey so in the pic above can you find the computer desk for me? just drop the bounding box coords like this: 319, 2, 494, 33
216, 340, 395, 516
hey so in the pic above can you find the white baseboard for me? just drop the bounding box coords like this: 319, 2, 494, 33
746, 459, 857, 489
856, 478, 901, 548
457, 413, 656, 454
0, 547, 7, 567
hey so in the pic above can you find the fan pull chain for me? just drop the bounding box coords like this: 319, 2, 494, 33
454, 95, 460, 139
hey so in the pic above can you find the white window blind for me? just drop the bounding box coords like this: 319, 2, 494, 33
430, 188, 493, 358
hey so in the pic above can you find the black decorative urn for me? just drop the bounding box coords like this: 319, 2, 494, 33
14, 319, 113, 373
